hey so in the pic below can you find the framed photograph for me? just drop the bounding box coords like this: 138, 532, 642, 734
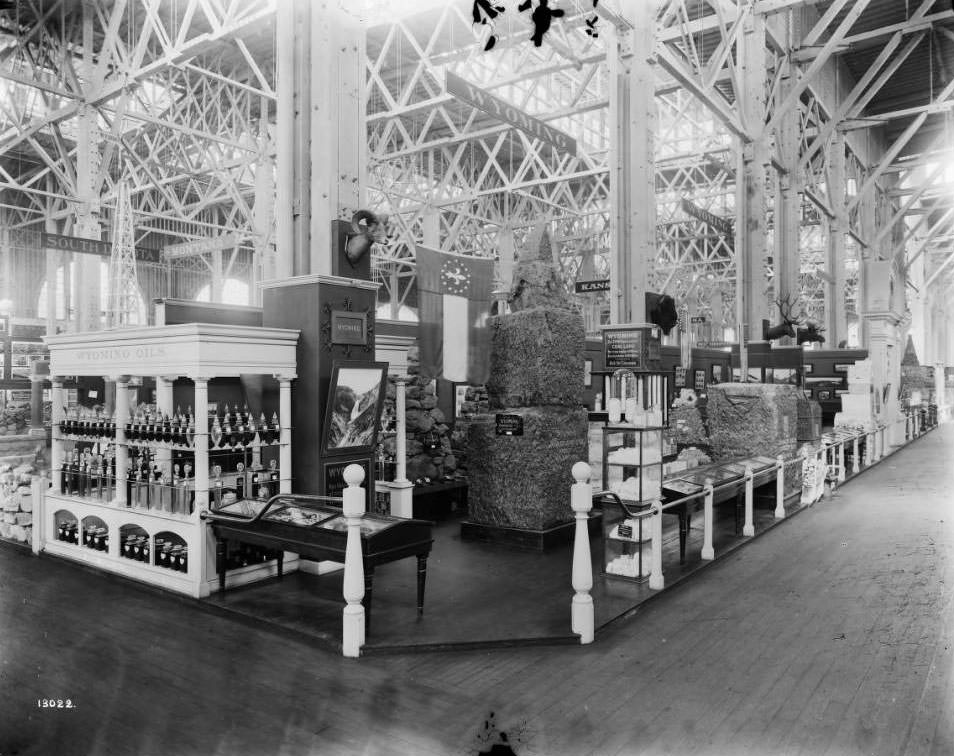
817, 389, 832, 401
694, 369, 706, 391
584, 358, 593, 388
321, 361, 389, 454
711, 364, 723, 383
675, 366, 687, 388
833, 363, 851, 372
803, 363, 813, 374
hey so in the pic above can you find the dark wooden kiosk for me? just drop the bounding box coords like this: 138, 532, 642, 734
202, 494, 434, 627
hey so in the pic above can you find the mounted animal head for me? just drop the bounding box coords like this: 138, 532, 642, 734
762, 295, 801, 341
645, 292, 679, 335
344, 210, 388, 265
797, 322, 826, 345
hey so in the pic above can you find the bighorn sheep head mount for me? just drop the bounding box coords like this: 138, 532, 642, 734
345, 210, 388, 265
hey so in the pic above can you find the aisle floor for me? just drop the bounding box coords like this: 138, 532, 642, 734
1, 425, 952, 756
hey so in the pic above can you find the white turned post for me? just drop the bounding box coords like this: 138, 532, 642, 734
701, 478, 714, 560
774, 455, 786, 519
278, 377, 293, 493
864, 431, 873, 466
649, 501, 664, 590
837, 442, 845, 483
342, 464, 366, 657
395, 378, 408, 483
50, 378, 65, 493
113, 376, 129, 506
742, 463, 754, 536
570, 462, 594, 644
852, 435, 860, 475
193, 378, 210, 511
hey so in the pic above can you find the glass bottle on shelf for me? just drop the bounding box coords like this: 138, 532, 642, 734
235, 462, 246, 500
268, 459, 279, 496
210, 416, 223, 449
185, 417, 195, 448
161, 414, 172, 444
270, 412, 280, 445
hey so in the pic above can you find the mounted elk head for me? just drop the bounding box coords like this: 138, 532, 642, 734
797, 322, 826, 345
762, 295, 801, 341
344, 210, 388, 265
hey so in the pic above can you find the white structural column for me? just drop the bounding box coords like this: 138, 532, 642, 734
827, 132, 848, 345
736, 11, 770, 364
50, 379, 65, 493
608, 1, 656, 324
155, 376, 174, 473
193, 378, 210, 510
113, 375, 129, 506
275, 0, 365, 278
387, 378, 414, 518
278, 377, 293, 493
774, 455, 786, 519
775, 55, 801, 317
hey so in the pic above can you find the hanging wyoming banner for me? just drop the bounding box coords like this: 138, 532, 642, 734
416, 245, 494, 384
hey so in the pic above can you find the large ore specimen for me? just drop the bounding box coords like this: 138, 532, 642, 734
465, 226, 587, 533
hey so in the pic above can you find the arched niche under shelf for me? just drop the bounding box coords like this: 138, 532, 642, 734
154, 530, 188, 572
81, 515, 108, 551
119, 523, 150, 562
54, 510, 79, 544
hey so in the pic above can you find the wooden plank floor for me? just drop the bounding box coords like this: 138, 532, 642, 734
1, 425, 952, 755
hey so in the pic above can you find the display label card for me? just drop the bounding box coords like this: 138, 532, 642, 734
331, 311, 368, 345
323, 458, 372, 503
495, 414, 524, 436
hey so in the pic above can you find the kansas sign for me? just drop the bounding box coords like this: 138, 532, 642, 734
446, 72, 577, 157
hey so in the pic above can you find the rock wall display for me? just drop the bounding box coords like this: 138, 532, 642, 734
379, 349, 458, 482
0, 464, 37, 544
706, 383, 803, 495
0, 405, 30, 436
465, 226, 587, 532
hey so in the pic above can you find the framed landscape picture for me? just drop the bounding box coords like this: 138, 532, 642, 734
321, 361, 389, 455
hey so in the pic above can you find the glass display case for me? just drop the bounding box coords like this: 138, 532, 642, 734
595, 492, 653, 582
601, 425, 669, 505
203, 493, 434, 623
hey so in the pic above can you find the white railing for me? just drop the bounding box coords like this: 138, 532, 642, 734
569, 417, 937, 639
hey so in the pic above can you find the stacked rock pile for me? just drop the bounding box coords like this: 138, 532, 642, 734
379, 347, 458, 482
0, 463, 36, 544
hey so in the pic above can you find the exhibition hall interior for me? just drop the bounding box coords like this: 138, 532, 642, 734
0, 1, 953, 754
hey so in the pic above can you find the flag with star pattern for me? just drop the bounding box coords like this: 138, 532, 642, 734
416, 245, 494, 383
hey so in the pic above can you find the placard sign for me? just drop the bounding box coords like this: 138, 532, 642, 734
603, 325, 660, 371
674, 366, 687, 388
495, 414, 524, 436
331, 311, 367, 345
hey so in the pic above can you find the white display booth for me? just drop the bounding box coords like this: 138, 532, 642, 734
38, 323, 299, 598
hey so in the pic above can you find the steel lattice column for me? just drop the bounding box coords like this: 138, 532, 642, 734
827, 132, 848, 346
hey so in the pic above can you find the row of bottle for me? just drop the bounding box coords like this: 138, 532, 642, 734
60, 403, 282, 449
225, 542, 278, 571
121, 535, 188, 572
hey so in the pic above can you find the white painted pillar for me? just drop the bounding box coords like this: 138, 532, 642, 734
387, 377, 414, 519
608, 1, 656, 323
50, 379, 65, 493
701, 478, 714, 560
852, 434, 860, 475
742, 463, 754, 536
570, 462, 594, 644
193, 378, 210, 511
31, 475, 47, 554
113, 375, 129, 506
342, 463, 366, 658
278, 377, 293, 493
155, 376, 174, 474
774, 455, 785, 519
837, 441, 846, 483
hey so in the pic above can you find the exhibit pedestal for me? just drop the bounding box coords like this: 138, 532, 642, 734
460, 511, 601, 552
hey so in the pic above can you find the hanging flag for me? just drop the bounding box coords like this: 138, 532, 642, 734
416, 245, 494, 384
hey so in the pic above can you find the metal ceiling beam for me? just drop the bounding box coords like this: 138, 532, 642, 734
903, 207, 954, 272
